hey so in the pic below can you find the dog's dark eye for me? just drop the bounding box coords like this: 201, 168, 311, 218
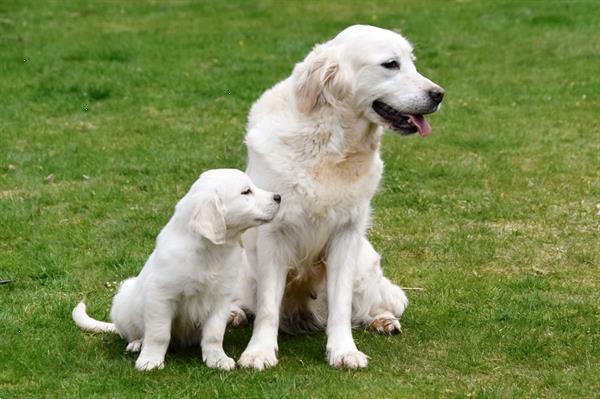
381, 60, 400, 70
241, 188, 252, 195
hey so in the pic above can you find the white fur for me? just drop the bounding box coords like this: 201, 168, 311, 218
73, 169, 280, 371
237, 25, 443, 369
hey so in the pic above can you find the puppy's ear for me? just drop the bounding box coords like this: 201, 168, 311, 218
189, 194, 226, 245
294, 44, 350, 113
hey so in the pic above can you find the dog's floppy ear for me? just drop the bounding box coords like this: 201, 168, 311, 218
189, 193, 226, 245
294, 44, 349, 113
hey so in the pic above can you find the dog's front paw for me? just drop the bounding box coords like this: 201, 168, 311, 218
135, 354, 165, 371
205, 354, 236, 371
370, 316, 401, 335
238, 349, 278, 370
327, 348, 369, 369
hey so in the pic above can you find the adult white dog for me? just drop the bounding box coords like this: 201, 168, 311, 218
73, 169, 281, 371
237, 25, 444, 370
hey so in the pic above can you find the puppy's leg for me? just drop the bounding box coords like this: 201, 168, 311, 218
135, 298, 173, 371
238, 235, 288, 370
201, 301, 235, 371
111, 277, 144, 342
326, 229, 368, 369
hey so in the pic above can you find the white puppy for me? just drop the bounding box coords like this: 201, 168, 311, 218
237, 25, 444, 369
73, 169, 281, 371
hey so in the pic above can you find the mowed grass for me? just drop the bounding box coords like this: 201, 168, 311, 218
1, 0, 599, 397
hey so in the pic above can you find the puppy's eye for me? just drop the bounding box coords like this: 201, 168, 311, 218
241, 188, 252, 195
381, 60, 400, 70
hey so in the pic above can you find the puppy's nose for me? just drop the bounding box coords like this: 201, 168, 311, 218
428, 87, 445, 104
273, 194, 281, 204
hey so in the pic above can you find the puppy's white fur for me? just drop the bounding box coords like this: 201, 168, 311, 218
237, 25, 443, 369
73, 169, 280, 371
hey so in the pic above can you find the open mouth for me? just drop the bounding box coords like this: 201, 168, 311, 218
372, 100, 432, 137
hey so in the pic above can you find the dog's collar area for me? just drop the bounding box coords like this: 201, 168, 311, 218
372, 100, 431, 137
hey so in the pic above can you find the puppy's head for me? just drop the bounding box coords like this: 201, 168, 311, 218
293, 24, 444, 136
188, 169, 281, 245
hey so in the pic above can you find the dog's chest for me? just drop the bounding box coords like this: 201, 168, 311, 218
294, 152, 383, 219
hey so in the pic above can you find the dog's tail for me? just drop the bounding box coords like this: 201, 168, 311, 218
72, 301, 118, 334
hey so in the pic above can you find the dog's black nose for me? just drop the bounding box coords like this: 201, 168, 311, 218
428, 88, 445, 104
273, 194, 281, 203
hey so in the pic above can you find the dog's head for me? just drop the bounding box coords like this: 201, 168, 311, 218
187, 169, 281, 245
293, 25, 444, 136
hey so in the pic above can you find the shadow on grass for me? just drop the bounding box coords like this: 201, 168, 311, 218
98, 323, 330, 369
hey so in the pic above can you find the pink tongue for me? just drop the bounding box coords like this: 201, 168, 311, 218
408, 115, 431, 137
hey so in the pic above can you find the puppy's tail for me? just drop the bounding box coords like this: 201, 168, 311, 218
72, 301, 118, 334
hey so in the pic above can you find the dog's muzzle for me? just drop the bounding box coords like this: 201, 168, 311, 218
372, 100, 432, 137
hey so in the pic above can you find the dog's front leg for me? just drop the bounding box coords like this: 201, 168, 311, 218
238, 234, 288, 370
326, 228, 368, 369
135, 296, 173, 371
201, 299, 236, 371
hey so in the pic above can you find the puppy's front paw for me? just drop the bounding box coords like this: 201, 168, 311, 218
135, 354, 165, 371
126, 340, 142, 352
327, 348, 369, 369
370, 316, 401, 335
238, 349, 278, 370
205, 354, 236, 371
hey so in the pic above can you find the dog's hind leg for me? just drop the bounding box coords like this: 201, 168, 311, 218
228, 303, 249, 327
369, 276, 408, 335
110, 278, 144, 342
352, 238, 408, 335
369, 311, 401, 335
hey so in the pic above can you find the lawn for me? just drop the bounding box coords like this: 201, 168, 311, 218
1, 0, 599, 397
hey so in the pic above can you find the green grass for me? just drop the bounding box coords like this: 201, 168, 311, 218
1, 0, 599, 397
